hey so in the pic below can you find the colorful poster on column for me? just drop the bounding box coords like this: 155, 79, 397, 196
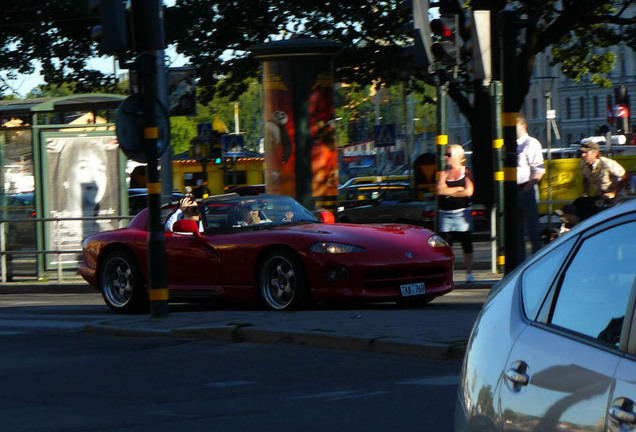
309, 69, 338, 202
263, 61, 296, 197
45, 134, 120, 266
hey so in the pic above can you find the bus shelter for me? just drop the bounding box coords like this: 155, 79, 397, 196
0, 94, 127, 281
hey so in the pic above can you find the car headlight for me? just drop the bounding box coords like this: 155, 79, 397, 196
428, 234, 449, 248
310, 242, 366, 253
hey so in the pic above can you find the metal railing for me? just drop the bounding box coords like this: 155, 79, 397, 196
0, 215, 132, 283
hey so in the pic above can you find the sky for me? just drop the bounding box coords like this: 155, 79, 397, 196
4, 44, 189, 97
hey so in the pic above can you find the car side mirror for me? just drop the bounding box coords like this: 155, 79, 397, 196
173, 219, 201, 238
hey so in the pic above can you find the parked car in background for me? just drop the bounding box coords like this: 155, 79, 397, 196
339, 175, 410, 189
225, 184, 266, 196
337, 186, 436, 228
338, 182, 411, 210
80, 193, 454, 313
455, 199, 636, 432
337, 185, 488, 232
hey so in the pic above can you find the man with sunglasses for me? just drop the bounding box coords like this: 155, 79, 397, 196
164, 195, 204, 232
580, 141, 629, 200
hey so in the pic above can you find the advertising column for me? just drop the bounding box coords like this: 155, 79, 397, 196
252, 38, 342, 211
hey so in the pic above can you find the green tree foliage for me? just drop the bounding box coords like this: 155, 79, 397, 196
0, 1, 118, 96
0, 1, 633, 141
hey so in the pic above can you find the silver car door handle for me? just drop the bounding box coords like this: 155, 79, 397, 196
505, 369, 529, 386
609, 405, 636, 425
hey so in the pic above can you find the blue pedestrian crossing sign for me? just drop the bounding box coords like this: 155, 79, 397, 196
222, 134, 245, 156
374, 124, 396, 147
197, 123, 213, 141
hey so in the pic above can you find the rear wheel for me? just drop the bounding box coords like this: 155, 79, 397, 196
258, 250, 309, 310
100, 250, 147, 313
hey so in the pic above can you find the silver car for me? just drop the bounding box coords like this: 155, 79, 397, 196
455, 199, 636, 432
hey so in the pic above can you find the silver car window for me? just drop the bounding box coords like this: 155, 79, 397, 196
520, 238, 574, 320
551, 221, 636, 349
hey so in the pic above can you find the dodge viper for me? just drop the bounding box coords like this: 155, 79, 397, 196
79, 194, 454, 312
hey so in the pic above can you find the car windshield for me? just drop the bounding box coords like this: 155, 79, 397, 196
201, 195, 319, 230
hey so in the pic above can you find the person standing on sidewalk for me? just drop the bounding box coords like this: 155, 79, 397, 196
516, 113, 545, 260
437, 144, 475, 283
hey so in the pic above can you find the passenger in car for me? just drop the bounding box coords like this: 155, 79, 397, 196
164, 195, 203, 232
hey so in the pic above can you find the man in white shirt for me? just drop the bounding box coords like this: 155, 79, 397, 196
516, 113, 545, 259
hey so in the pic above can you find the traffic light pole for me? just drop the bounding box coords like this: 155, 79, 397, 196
140, 50, 169, 317
130, 0, 169, 317
490, 81, 505, 274
435, 78, 448, 233
500, 10, 521, 273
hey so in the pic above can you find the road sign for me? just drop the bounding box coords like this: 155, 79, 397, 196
222, 134, 245, 156
197, 123, 212, 141
116, 94, 170, 163
374, 124, 396, 147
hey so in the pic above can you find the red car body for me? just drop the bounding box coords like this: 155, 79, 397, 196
79, 194, 454, 312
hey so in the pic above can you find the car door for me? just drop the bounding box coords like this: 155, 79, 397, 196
163, 231, 222, 288
607, 280, 636, 432
499, 219, 636, 432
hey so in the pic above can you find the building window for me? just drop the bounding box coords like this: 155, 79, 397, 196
566, 98, 571, 119
579, 96, 585, 118
567, 134, 572, 145
620, 52, 626, 76
593, 96, 599, 118
532, 98, 538, 118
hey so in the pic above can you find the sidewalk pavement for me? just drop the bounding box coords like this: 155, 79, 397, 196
1, 269, 503, 361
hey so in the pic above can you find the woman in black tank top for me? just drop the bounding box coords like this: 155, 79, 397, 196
437, 144, 475, 282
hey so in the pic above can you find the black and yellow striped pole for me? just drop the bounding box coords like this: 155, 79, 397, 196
141, 51, 169, 317
435, 81, 448, 233
491, 81, 505, 274
500, 9, 521, 273
134, 0, 169, 317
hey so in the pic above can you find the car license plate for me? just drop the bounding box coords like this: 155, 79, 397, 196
400, 282, 426, 297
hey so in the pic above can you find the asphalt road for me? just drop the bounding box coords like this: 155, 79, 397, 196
0, 293, 477, 431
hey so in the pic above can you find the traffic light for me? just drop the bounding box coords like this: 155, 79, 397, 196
464, 10, 491, 81
211, 147, 223, 165
430, 9, 459, 67
401, 0, 435, 70
614, 85, 630, 135
89, 0, 129, 54
128, 0, 165, 51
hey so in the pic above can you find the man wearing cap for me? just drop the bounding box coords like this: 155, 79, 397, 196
164, 195, 204, 232
580, 141, 629, 199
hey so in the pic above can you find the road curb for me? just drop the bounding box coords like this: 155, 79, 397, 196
83, 323, 467, 360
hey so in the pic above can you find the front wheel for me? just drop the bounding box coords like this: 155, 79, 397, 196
258, 250, 309, 310
100, 250, 147, 313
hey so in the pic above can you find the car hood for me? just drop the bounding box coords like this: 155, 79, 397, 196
279, 222, 437, 248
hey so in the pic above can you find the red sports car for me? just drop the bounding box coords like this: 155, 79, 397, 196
79, 194, 454, 313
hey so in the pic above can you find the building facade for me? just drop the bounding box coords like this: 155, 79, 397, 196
447, 41, 635, 149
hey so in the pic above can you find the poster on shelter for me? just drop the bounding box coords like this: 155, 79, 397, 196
45, 135, 120, 266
